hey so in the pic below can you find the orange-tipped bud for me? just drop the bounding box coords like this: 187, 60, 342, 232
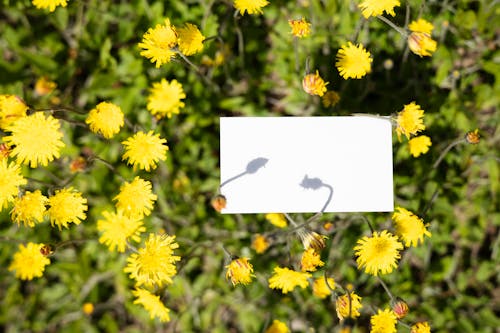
392, 297, 410, 319
211, 194, 227, 212
465, 129, 480, 144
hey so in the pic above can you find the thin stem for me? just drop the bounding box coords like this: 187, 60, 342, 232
293, 37, 300, 74
377, 276, 395, 302
432, 138, 466, 169
377, 15, 408, 37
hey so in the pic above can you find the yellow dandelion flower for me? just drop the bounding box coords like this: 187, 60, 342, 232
0, 95, 28, 130
298, 229, 327, 252
354, 230, 403, 276
322, 91, 340, 107
47, 187, 87, 230
336, 42, 372, 79
147, 79, 186, 119
0, 159, 27, 211
409, 19, 434, 34
411, 322, 431, 333
392, 207, 431, 247
122, 131, 168, 172
234, 0, 269, 15
32, 0, 68, 12
395, 102, 425, 140
97, 210, 145, 253
302, 71, 329, 96
312, 277, 335, 299
85, 102, 124, 139
370, 309, 397, 333
225, 257, 255, 286
8, 242, 50, 280
82, 302, 94, 315
11, 190, 47, 227
113, 177, 157, 219
408, 32, 437, 57
336, 291, 363, 320
265, 213, 287, 228
265, 319, 290, 333
408, 135, 432, 157
138, 19, 177, 68
251, 234, 270, 254
34, 77, 57, 96
177, 23, 205, 56
124, 233, 180, 287
4, 112, 65, 168
301, 248, 324, 272
268, 266, 311, 294
289, 18, 311, 38
358, 0, 400, 19
132, 288, 171, 322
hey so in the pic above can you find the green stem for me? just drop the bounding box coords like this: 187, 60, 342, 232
432, 138, 466, 169
377, 15, 408, 37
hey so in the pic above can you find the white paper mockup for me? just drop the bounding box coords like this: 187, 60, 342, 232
219, 116, 393, 213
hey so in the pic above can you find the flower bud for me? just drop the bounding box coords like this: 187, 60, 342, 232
391, 297, 409, 319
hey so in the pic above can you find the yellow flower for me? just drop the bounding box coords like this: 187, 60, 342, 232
0, 159, 27, 211
408, 135, 432, 157
336, 42, 372, 79
252, 234, 270, 254
0, 95, 28, 130
409, 19, 434, 34
408, 32, 437, 57
177, 23, 205, 56
312, 277, 335, 299
124, 233, 180, 287
122, 131, 168, 172
34, 77, 57, 96
354, 230, 403, 276
370, 309, 397, 333
4, 112, 65, 168
82, 303, 94, 315
225, 257, 255, 286
147, 79, 186, 119
268, 266, 311, 294
97, 210, 145, 253
392, 207, 431, 247
265, 213, 287, 228
85, 102, 124, 139
411, 322, 431, 333
358, 0, 400, 18
8, 242, 51, 280
138, 19, 177, 68
132, 288, 171, 322
265, 319, 290, 333
32, 0, 68, 12
466, 129, 480, 144
11, 190, 47, 227
47, 187, 87, 230
113, 177, 157, 219
289, 18, 311, 38
322, 91, 340, 107
300, 248, 324, 272
302, 71, 329, 96
395, 102, 425, 140
336, 292, 362, 320
234, 0, 269, 15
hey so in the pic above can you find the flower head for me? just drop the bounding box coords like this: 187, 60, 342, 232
47, 187, 87, 229
298, 229, 327, 252
0, 159, 27, 211
122, 131, 168, 172
302, 71, 329, 96
32, 0, 68, 12
82, 303, 94, 315
211, 194, 227, 212
370, 309, 397, 333
289, 18, 311, 38
35, 77, 57, 96
392, 207, 431, 247
252, 234, 270, 254
85, 102, 124, 139
336, 292, 362, 320
97, 210, 145, 253
138, 19, 177, 68
8, 242, 51, 280
336, 42, 372, 79
226, 257, 255, 286
11, 190, 47, 227
411, 322, 431, 333
466, 129, 480, 144
265, 213, 287, 228
408, 135, 432, 157
147, 79, 186, 119
265, 319, 289, 333
234, 0, 269, 15
409, 19, 434, 34
408, 32, 437, 57
354, 230, 403, 276
301, 248, 324, 272
392, 297, 409, 319
113, 177, 157, 219
268, 267, 311, 294
177, 23, 205, 56
395, 102, 425, 140
132, 288, 171, 322
124, 233, 181, 287
4, 112, 65, 168
322, 91, 340, 107
0, 94, 28, 130
312, 277, 335, 299
358, 0, 399, 18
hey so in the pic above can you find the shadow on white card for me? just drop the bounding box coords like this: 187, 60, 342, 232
219, 117, 394, 213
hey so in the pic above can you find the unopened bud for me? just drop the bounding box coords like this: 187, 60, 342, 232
392, 297, 409, 319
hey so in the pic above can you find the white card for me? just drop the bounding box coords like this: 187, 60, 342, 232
219, 116, 393, 213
